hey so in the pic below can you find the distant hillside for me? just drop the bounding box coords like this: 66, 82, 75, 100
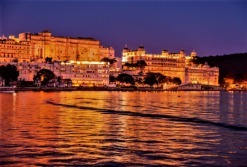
193, 53, 247, 84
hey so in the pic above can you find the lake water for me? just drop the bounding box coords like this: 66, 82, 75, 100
0, 91, 247, 166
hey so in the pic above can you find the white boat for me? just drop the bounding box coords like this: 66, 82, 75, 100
0, 90, 16, 93
0, 87, 16, 93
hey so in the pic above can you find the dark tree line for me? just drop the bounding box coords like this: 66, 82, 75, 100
144, 72, 181, 87
110, 72, 181, 87
192, 53, 247, 84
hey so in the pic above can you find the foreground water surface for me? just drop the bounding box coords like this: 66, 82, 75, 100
0, 91, 247, 166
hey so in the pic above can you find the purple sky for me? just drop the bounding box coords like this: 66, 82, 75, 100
0, 0, 246, 57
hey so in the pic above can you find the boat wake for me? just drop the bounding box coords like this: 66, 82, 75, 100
46, 100, 247, 131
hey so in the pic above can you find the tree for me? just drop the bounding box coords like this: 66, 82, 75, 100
116, 73, 135, 85
172, 77, 182, 85
136, 77, 144, 86
0, 64, 19, 86
123, 62, 137, 70
109, 58, 117, 65
100, 57, 117, 66
144, 72, 158, 87
192, 53, 247, 84
109, 75, 116, 82
136, 59, 147, 73
156, 73, 167, 86
33, 69, 55, 85
144, 72, 168, 87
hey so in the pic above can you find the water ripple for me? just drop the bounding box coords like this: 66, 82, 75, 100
1, 91, 247, 166
46, 100, 247, 131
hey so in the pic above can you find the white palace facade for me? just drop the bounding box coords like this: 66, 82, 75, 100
122, 46, 219, 86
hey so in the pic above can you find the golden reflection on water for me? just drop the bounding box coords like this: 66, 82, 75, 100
0, 91, 247, 166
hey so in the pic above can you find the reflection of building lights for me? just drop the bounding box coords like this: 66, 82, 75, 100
12, 92, 17, 113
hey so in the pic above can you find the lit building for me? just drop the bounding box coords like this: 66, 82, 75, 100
0, 60, 110, 87
122, 46, 187, 82
55, 60, 109, 86
1, 30, 114, 63
122, 46, 219, 86
18, 30, 114, 62
0, 35, 30, 62
0, 31, 114, 86
0, 30, 219, 87
186, 62, 219, 85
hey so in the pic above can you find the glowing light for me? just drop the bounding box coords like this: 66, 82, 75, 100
69, 60, 107, 65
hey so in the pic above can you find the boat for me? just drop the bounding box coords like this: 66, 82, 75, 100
0, 87, 16, 93
0, 90, 15, 93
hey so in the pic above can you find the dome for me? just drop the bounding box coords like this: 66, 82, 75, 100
0, 35, 7, 39
138, 45, 145, 51
180, 49, 185, 56
42, 30, 51, 33
123, 45, 130, 52
138, 45, 144, 49
202, 62, 210, 68
191, 50, 197, 57
162, 50, 168, 53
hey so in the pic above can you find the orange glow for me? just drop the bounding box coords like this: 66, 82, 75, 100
1, 91, 244, 166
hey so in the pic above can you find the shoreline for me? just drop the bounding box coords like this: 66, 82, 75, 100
0, 86, 169, 92
1, 86, 244, 92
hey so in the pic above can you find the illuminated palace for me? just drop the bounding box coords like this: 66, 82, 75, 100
0, 30, 219, 87
0, 30, 114, 62
122, 46, 219, 86
0, 30, 114, 86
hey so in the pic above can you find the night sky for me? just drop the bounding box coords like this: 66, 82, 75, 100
0, 0, 246, 57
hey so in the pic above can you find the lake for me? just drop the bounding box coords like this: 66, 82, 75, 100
0, 91, 247, 166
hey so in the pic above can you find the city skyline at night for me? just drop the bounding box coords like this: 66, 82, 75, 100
0, 0, 246, 57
